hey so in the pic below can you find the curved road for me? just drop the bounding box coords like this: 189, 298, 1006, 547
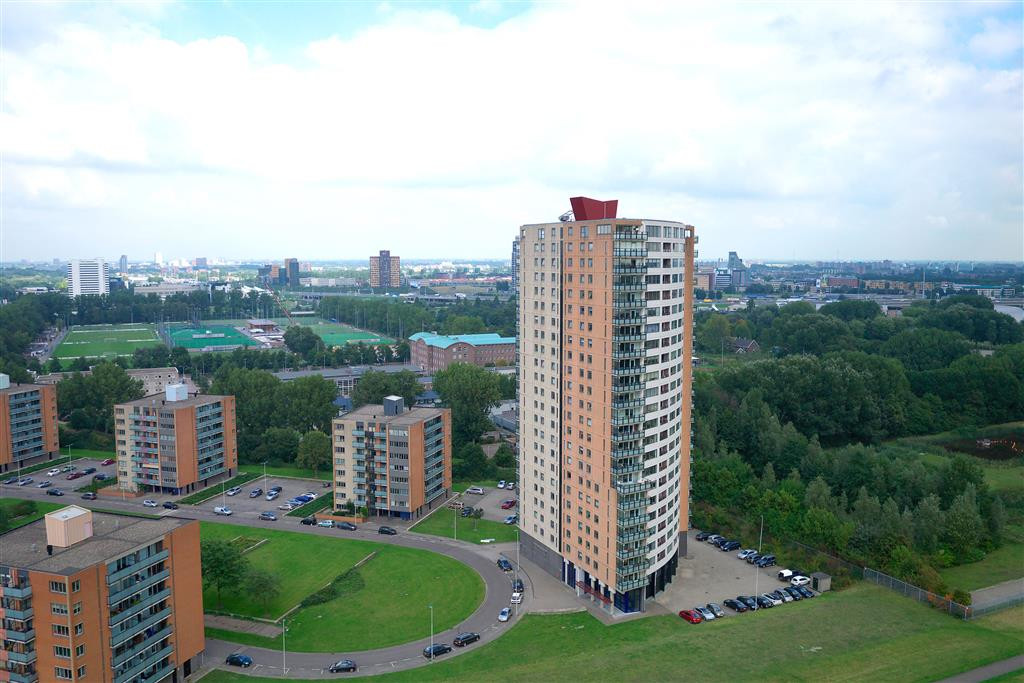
6, 486, 528, 679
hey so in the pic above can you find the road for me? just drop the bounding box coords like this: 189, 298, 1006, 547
5, 478, 528, 679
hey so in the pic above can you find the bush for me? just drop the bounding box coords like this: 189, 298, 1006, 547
300, 565, 368, 607
9, 500, 37, 518
951, 588, 972, 606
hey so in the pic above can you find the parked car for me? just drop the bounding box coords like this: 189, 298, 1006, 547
460, 506, 475, 518
213, 506, 232, 516
143, 499, 158, 507
278, 503, 297, 510
100, 458, 116, 466
756, 595, 775, 609
18, 478, 33, 486
512, 578, 525, 592
721, 540, 742, 551
47, 468, 61, 477
300, 517, 316, 525
266, 491, 280, 501
507, 482, 516, 490
761, 592, 782, 607
738, 595, 759, 610
795, 585, 815, 598
756, 554, 777, 568
82, 467, 96, 475
328, 659, 357, 673
497, 480, 506, 489
783, 586, 803, 601
36, 480, 51, 488
226, 654, 253, 667
66, 472, 84, 480
771, 589, 792, 603
422, 644, 452, 659
738, 548, 758, 560
3, 476, 19, 484
453, 632, 480, 647
511, 592, 523, 604
707, 603, 725, 618
317, 520, 334, 528
706, 534, 723, 544
790, 575, 811, 587
498, 607, 511, 622
746, 553, 762, 564
336, 522, 357, 531
163, 501, 179, 510
678, 609, 702, 624
696, 605, 715, 620
259, 511, 278, 521
46, 488, 65, 496
81, 492, 97, 500
303, 492, 318, 499
465, 486, 484, 495
226, 486, 242, 496
61, 465, 76, 472
249, 488, 263, 498
269, 485, 283, 493
378, 526, 397, 535
503, 514, 518, 525
500, 499, 517, 510
92, 473, 109, 481
497, 558, 513, 572
695, 531, 714, 541
723, 598, 747, 613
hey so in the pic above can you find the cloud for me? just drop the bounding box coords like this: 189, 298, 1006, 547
0, 1, 1021, 261
970, 17, 1024, 60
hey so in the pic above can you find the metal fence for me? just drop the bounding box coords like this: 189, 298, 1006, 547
864, 567, 971, 619
967, 594, 1024, 619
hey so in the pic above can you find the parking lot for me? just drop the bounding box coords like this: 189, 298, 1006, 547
460, 482, 518, 523
193, 476, 331, 521
654, 530, 815, 615
1, 456, 117, 497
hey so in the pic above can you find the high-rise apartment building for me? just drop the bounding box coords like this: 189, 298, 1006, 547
511, 239, 520, 292
0, 374, 60, 474
0, 506, 205, 683
119, 255, 128, 274
369, 250, 401, 288
516, 197, 696, 614
331, 396, 451, 520
284, 258, 299, 286
114, 385, 237, 496
66, 259, 110, 297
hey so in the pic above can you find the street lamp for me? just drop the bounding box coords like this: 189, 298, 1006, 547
428, 604, 434, 662
281, 618, 288, 673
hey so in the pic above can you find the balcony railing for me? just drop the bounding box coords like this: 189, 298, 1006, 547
106, 551, 169, 585
108, 569, 169, 605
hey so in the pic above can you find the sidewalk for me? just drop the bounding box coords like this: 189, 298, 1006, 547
205, 614, 282, 638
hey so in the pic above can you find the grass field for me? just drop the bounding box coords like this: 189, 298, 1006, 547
239, 464, 331, 481
298, 319, 393, 347
201, 523, 484, 651
168, 325, 262, 350
941, 523, 1024, 591
53, 324, 163, 365
198, 585, 1024, 683
178, 471, 260, 504
410, 504, 519, 544
0, 498, 65, 530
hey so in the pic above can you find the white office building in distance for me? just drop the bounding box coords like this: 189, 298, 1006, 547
67, 258, 110, 297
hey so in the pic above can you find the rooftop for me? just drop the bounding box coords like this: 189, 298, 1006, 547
1, 511, 192, 574
409, 332, 516, 349
117, 392, 229, 410
0, 382, 48, 397
273, 363, 424, 381
336, 403, 445, 426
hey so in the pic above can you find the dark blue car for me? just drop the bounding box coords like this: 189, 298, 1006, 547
226, 654, 252, 667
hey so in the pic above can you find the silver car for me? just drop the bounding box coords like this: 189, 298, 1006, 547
696, 605, 715, 621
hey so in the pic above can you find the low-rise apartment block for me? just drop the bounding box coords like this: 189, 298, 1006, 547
331, 397, 451, 520
114, 385, 237, 495
409, 332, 516, 373
0, 374, 60, 474
0, 506, 204, 683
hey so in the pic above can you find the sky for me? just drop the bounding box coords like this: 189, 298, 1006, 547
1, 1, 1022, 263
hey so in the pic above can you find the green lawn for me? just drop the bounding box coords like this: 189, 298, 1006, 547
916, 451, 1022, 495
239, 464, 331, 481
178, 471, 260, 504
201, 523, 484, 651
452, 480, 498, 493
197, 584, 1024, 683
0, 498, 65, 531
15, 455, 75, 475
54, 324, 163, 365
410, 505, 518, 544
285, 495, 332, 517
941, 524, 1024, 591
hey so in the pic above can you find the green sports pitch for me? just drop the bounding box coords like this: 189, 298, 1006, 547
198, 317, 394, 347
53, 324, 164, 365
168, 325, 263, 350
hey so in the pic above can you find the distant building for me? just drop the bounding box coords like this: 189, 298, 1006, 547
728, 251, 744, 269
273, 363, 426, 397
821, 276, 859, 289
0, 506, 205, 683
247, 319, 279, 333
67, 258, 110, 297
114, 386, 237, 495
285, 258, 299, 286
154, 252, 164, 266
332, 397, 451, 520
35, 367, 192, 396
134, 282, 203, 299
119, 254, 128, 274
730, 265, 749, 289
370, 250, 401, 288
194, 257, 208, 268
0, 374, 60, 474
695, 271, 713, 293
728, 337, 761, 354
511, 239, 520, 292
409, 332, 516, 373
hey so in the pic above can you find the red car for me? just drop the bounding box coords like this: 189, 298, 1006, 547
678, 609, 703, 624
66, 472, 84, 480
100, 459, 115, 466
500, 499, 517, 510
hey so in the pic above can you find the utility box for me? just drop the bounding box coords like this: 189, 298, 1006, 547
383, 395, 404, 416
811, 572, 832, 593
165, 383, 188, 402
45, 506, 94, 548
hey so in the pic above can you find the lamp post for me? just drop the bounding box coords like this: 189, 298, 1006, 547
282, 618, 288, 673
428, 603, 434, 661
754, 514, 763, 606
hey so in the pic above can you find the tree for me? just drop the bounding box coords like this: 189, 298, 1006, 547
279, 376, 338, 433
696, 314, 731, 353
493, 443, 515, 468
296, 430, 332, 477
880, 328, 972, 371
944, 483, 985, 561
56, 362, 145, 433
433, 363, 501, 446
200, 539, 250, 608
352, 370, 421, 407
452, 442, 491, 480
283, 326, 324, 356
470, 507, 484, 530
819, 300, 882, 322
912, 494, 944, 554
987, 495, 1007, 547
244, 567, 281, 616
253, 427, 301, 463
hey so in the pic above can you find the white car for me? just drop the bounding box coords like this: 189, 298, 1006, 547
761, 592, 782, 607
738, 549, 758, 560
498, 607, 511, 622
778, 569, 795, 581
790, 575, 811, 587
317, 520, 334, 528
266, 491, 280, 501
225, 487, 242, 496
465, 486, 484, 495
497, 480, 506, 489
304, 492, 317, 499
278, 502, 296, 510
213, 506, 233, 516
142, 499, 158, 508
47, 468, 61, 477
511, 592, 522, 604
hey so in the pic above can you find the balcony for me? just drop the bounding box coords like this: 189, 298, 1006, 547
611, 348, 643, 359
612, 264, 647, 274
612, 332, 643, 342
612, 397, 644, 409
2, 605, 34, 621
611, 461, 643, 476
9, 671, 38, 683
616, 546, 647, 561
111, 606, 171, 647
106, 550, 169, 585
613, 248, 646, 257
1, 584, 32, 599
612, 299, 644, 310
617, 497, 647, 513
612, 365, 644, 377
113, 643, 174, 683
615, 576, 648, 592
613, 282, 645, 292
5, 628, 35, 642
109, 588, 170, 628
112, 627, 172, 668
615, 480, 650, 496
108, 568, 169, 605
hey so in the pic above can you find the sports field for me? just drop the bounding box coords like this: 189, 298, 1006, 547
53, 324, 163, 365
168, 325, 263, 350
201, 317, 393, 346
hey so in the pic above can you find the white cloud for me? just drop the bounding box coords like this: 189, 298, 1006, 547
970, 17, 1024, 60
0, 1, 1021, 261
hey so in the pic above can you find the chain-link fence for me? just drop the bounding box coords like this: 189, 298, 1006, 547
864, 567, 971, 619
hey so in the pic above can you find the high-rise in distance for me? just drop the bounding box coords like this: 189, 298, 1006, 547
369, 250, 401, 288
516, 197, 696, 614
67, 259, 110, 297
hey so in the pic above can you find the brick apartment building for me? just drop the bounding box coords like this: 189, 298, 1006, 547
409, 332, 516, 373
0, 506, 204, 683
114, 385, 237, 496
369, 250, 401, 288
331, 396, 451, 520
0, 374, 60, 474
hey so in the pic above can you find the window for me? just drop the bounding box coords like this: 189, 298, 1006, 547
51, 603, 68, 615
77, 667, 87, 679
54, 645, 71, 658
49, 581, 67, 594
53, 624, 70, 636
73, 601, 81, 615
75, 644, 85, 657
71, 580, 80, 593
74, 623, 83, 635
55, 668, 73, 680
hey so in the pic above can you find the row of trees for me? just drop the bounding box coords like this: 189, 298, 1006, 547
281, 325, 409, 366
200, 539, 280, 613
0, 292, 67, 381
56, 363, 145, 432
318, 296, 516, 339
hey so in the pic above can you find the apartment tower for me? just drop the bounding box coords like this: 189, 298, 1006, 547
0, 506, 204, 683
0, 374, 60, 474
331, 396, 451, 520
66, 259, 110, 297
114, 385, 237, 496
369, 250, 401, 288
516, 197, 696, 614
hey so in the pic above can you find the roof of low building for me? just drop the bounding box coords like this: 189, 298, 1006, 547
117, 392, 229, 410
409, 332, 516, 349
335, 403, 446, 426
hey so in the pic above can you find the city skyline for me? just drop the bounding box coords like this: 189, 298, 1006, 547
2, 2, 1022, 262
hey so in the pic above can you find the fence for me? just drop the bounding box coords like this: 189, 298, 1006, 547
967, 594, 1024, 619
864, 567, 971, 619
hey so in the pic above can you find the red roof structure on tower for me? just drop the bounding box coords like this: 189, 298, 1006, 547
569, 196, 618, 221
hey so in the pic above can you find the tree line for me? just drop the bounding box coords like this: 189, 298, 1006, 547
318, 296, 516, 339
